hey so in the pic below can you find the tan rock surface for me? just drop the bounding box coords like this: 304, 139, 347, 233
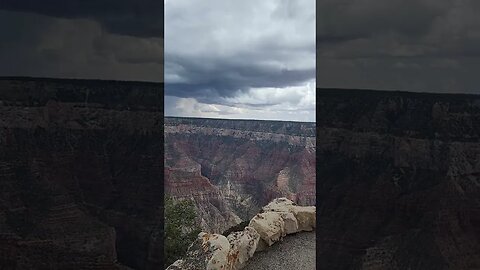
248, 212, 286, 246
226, 226, 260, 269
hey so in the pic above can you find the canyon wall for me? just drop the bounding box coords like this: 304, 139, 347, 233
0, 77, 164, 270
2, 77, 478, 270
315, 89, 480, 270
164, 117, 316, 233
0, 77, 315, 269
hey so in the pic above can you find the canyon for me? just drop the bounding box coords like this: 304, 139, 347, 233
164, 117, 316, 233
315, 89, 480, 270
0, 77, 164, 270
0, 77, 315, 269
0, 77, 479, 270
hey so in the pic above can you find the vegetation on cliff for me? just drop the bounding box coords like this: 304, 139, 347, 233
164, 197, 201, 268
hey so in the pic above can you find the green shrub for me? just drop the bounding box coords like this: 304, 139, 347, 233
164, 197, 201, 268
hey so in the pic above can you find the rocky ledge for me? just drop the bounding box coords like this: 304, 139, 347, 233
166, 198, 315, 270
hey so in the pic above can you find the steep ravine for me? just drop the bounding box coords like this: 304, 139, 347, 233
164, 117, 316, 233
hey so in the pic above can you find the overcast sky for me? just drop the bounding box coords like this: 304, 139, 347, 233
3, 0, 475, 119
0, 0, 163, 82
317, 0, 480, 94
165, 0, 316, 122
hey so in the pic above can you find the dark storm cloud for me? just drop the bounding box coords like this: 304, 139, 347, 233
164, 0, 315, 122
0, 2, 163, 82
165, 0, 315, 102
317, 0, 480, 93
166, 58, 314, 104
317, 0, 445, 42
0, 0, 163, 37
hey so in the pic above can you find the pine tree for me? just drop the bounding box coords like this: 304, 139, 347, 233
164, 196, 201, 268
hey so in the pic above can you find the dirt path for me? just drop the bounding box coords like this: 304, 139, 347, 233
243, 231, 316, 270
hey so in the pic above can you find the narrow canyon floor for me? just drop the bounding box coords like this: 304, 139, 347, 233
243, 231, 316, 270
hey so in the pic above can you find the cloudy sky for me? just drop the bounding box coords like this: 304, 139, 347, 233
317, 0, 480, 94
164, 0, 316, 122
0, 0, 163, 82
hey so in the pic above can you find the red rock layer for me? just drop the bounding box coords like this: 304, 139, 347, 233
164, 118, 316, 233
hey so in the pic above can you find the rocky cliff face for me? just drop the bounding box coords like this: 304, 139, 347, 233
0, 77, 163, 270
316, 89, 480, 270
164, 117, 316, 233
2, 77, 478, 270
167, 198, 315, 270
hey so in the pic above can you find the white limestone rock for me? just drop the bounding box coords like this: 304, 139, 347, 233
248, 212, 286, 246
262, 197, 296, 212
291, 206, 316, 231
277, 211, 299, 234
199, 232, 231, 270
262, 197, 315, 232
166, 232, 230, 270
166, 198, 316, 270
226, 226, 260, 269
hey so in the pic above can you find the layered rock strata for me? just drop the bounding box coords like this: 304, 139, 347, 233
167, 198, 315, 270
165, 117, 316, 233
316, 89, 480, 270
0, 77, 163, 269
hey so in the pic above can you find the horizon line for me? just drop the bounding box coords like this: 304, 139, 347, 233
164, 115, 316, 124
2, 76, 478, 96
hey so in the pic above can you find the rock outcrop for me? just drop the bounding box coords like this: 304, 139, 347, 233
167, 198, 315, 270
262, 197, 316, 232
316, 89, 480, 270
165, 117, 316, 233
0, 77, 163, 269
249, 212, 286, 247
226, 226, 260, 269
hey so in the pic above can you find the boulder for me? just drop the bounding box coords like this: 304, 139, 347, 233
226, 226, 260, 269
165, 198, 316, 270
291, 206, 316, 231
248, 212, 285, 246
262, 197, 315, 232
262, 197, 296, 212
277, 211, 299, 234
201, 232, 231, 270
166, 232, 230, 270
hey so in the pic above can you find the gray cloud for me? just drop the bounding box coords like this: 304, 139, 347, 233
0, 8, 163, 82
165, 0, 315, 121
165, 82, 316, 122
317, 0, 480, 93
0, 0, 163, 38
